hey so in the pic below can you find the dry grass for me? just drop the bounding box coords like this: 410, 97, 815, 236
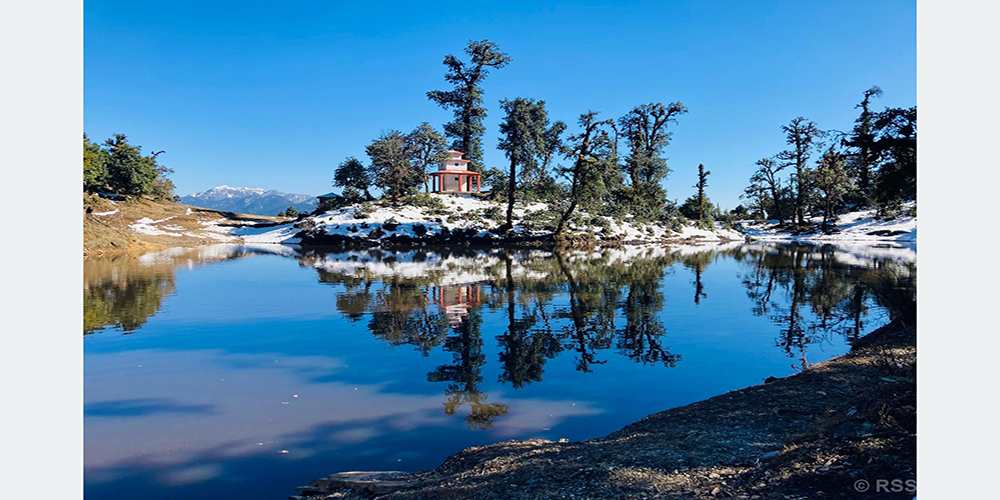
83, 194, 282, 256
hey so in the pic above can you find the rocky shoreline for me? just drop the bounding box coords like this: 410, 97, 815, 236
294, 321, 916, 500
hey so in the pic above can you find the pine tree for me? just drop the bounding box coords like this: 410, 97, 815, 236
694, 163, 712, 223
842, 86, 883, 205
334, 157, 373, 201
427, 40, 512, 172
83, 134, 108, 192
777, 117, 823, 227
748, 157, 788, 223
521, 120, 567, 201
556, 111, 614, 235
872, 106, 917, 215
406, 122, 449, 193
811, 147, 853, 228
367, 131, 422, 203
104, 134, 157, 196
497, 98, 551, 232
617, 102, 688, 219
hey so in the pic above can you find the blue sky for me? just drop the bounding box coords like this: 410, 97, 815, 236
84, 0, 915, 208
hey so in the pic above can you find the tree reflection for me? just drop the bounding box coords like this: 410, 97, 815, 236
427, 309, 510, 429
738, 244, 914, 357
83, 247, 259, 334
496, 253, 561, 388
84, 261, 175, 334
86, 242, 914, 430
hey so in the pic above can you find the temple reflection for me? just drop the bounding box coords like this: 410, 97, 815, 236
431, 284, 482, 327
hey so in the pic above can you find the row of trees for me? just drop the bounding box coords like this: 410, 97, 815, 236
334, 123, 450, 204
331, 40, 693, 234
331, 41, 915, 234
741, 87, 916, 227
84, 134, 176, 199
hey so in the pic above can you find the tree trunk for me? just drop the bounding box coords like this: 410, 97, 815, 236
556, 159, 582, 236
504, 157, 517, 234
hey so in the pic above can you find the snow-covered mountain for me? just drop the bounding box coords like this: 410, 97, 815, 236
179, 185, 317, 216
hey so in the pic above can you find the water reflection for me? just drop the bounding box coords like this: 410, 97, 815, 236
84, 245, 299, 334
83, 241, 915, 499
738, 243, 916, 358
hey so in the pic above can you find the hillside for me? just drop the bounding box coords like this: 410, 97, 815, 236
83, 194, 283, 256
88, 193, 919, 253
179, 185, 317, 216
235, 193, 745, 246
738, 203, 916, 243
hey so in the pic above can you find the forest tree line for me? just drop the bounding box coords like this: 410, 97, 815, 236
740, 87, 916, 227
331, 40, 705, 235
83, 133, 177, 200
333, 40, 916, 234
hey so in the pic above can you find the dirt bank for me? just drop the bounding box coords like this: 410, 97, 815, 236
296, 321, 915, 499
83, 195, 284, 256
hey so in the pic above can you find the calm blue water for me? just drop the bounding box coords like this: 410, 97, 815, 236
83, 243, 915, 499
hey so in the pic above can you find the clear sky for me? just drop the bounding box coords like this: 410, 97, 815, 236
84, 0, 915, 208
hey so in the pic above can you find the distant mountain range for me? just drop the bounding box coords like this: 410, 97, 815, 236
179, 185, 317, 216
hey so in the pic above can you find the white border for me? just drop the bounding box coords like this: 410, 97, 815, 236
1, 1, 83, 498
918, 0, 1000, 497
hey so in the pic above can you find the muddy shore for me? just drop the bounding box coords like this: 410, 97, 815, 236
295, 321, 916, 499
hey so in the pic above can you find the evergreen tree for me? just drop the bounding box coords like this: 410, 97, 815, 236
147, 151, 176, 201
741, 178, 769, 219
617, 102, 688, 219
366, 131, 422, 203
522, 120, 567, 201
104, 134, 157, 196
334, 156, 373, 201
748, 157, 788, 222
427, 40, 512, 172
406, 122, 449, 192
842, 86, 883, 205
556, 111, 614, 235
777, 117, 823, 227
872, 106, 917, 214
497, 97, 551, 232
83, 134, 108, 192
694, 163, 712, 223
811, 146, 854, 227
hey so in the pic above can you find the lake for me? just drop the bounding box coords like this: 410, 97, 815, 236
83, 242, 916, 499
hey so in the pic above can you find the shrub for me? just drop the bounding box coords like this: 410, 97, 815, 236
412, 224, 428, 237
695, 215, 716, 231
522, 209, 559, 232
406, 193, 445, 210
353, 202, 374, 219
670, 213, 687, 232
483, 205, 503, 223
294, 218, 317, 230
383, 217, 400, 232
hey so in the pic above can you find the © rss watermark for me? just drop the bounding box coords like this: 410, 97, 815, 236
854, 479, 916, 493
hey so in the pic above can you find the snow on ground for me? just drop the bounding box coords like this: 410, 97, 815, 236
739, 203, 916, 243
128, 217, 182, 237
229, 193, 743, 245
733, 240, 916, 267
124, 194, 913, 248
126, 215, 242, 242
